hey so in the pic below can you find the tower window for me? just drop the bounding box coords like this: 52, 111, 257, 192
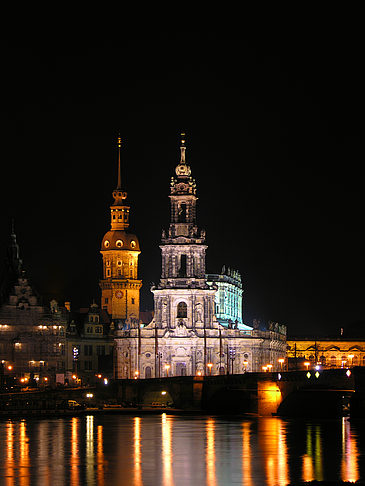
177, 301, 187, 318
131, 298, 135, 304
178, 203, 187, 222
178, 254, 187, 277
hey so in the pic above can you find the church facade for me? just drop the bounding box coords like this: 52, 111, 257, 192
113, 136, 286, 379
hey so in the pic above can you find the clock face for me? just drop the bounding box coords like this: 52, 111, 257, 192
115, 290, 123, 299
104, 240, 110, 248
130, 240, 136, 248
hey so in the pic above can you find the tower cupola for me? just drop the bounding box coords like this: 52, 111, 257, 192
99, 136, 141, 320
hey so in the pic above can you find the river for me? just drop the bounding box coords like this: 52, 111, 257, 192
0, 413, 363, 485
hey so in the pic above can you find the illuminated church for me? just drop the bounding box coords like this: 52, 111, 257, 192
104, 136, 286, 379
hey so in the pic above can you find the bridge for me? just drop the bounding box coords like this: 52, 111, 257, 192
117, 368, 357, 417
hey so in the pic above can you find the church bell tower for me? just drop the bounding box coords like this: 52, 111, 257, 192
152, 133, 216, 330
99, 136, 141, 321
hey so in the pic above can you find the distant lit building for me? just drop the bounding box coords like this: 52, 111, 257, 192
287, 337, 365, 369
114, 135, 286, 378
0, 229, 67, 383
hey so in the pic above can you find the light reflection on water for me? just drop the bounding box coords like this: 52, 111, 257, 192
0, 414, 362, 485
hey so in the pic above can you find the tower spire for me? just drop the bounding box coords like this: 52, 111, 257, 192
117, 134, 122, 190
180, 132, 186, 164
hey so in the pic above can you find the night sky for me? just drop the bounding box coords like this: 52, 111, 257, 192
0, 23, 363, 337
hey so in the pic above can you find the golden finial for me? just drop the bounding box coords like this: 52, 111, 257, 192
181, 132, 186, 146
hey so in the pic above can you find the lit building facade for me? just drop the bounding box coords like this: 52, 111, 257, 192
114, 135, 286, 378
66, 302, 114, 382
206, 267, 252, 331
0, 229, 67, 382
287, 337, 365, 369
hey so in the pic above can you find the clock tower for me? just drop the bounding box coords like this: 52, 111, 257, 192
99, 136, 141, 321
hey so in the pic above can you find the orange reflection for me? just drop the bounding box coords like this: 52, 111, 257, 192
38, 422, 51, 485
6, 421, 14, 486
206, 418, 217, 486
259, 418, 288, 486
134, 417, 143, 486
162, 413, 174, 486
86, 415, 94, 485
19, 421, 30, 486
70, 417, 79, 486
97, 425, 105, 486
242, 422, 253, 486
302, 423, 323, 481
341, 418, 359, 482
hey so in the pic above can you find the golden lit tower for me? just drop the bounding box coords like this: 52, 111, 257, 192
99, 136, 141, 321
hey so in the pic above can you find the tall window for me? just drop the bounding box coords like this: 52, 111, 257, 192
177, 301, 187, 318
178, 203, 187, 222
178, 254, 187, 277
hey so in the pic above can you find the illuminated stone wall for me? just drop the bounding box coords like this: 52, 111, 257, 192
287, 338, 365, 368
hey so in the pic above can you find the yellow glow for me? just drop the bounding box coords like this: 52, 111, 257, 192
19, 421, 30, 486
86, 416, 94, 485
6, 421, 13, 486
71, 417, 79, 486
134, 417, 143, 486
97, 425, 104, 486
206, 418, 217, 486
259, 418, 288, 486
304, 362, 310, 370
162, 413, 174, 486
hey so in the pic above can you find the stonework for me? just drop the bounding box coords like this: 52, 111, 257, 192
114, 136, 286, 379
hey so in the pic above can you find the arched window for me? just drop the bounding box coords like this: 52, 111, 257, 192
331, 355, 337, 367
177, 302, 187, 318
145, 366, 152, 379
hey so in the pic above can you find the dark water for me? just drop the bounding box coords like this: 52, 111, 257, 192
0, 413, 364, 485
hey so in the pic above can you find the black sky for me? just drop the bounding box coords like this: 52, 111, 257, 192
0, 20, 363, 337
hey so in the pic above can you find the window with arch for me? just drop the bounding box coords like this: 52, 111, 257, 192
177, 301, 187, 318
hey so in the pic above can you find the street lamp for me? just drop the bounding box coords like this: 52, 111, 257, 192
134, 370, 139, 380
165, 364, 170, 377
262, 366, 267, 372
207, 363, 213, 376
278, 358, 285, 370
267, 364, 273, 372
243, 360, 248, 372
304, 361, 310, 371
